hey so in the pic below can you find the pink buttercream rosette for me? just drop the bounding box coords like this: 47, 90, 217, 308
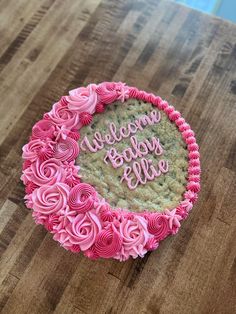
21, 82, 200, 261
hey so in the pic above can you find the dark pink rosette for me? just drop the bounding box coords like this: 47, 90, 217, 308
147, 213, 170, 241
21, 158, 66, 186
53, 137, 79, 162
95, 225, 122, 258
32, 119, 55, 140
31, 183, 69, 215
68, 183, 97, 213
22, 138, 55, 162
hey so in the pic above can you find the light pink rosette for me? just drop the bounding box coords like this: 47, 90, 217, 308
95, 225, 122, 258
46, 99, 80, 129
66, 84, 98, 114
53, 137, 79, 162
115, 216, 149, 260
21, 158, 66, 186
147, 213, 170, 241
31, 183, 69, 215
22, 138, 55, 162
32, 119, 55, 140
68, 183, 97, 213
62, 211, 102, 251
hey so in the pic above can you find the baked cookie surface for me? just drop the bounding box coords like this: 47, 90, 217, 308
78, 99, 188, 212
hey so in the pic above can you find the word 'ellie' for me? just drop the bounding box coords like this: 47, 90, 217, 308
121, 158, 169, 190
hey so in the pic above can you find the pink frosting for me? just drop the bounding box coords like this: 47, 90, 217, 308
68, 183, 97, 213
63, 161, 81, 187
96, 82, 129, 104
145, 237, 159, 251
164, 208, 181, 234
95, 225, 122, 258
21, 82, 201, 261
83, 245, 99, 260
22, 160, 32, 170
68, 129, 80, 141
66, 84, 98, 114
53, 137, 79, 162
116, 216, 149, 260
25, 181, 38, 194
44, 213, 60, 231
147, 213, 170, 241
22, 139, 55, 162
46, 100, 80, 129
64, 211, 102, 251
184, 190, 198, 203
32, 119, 55, 140
21, 158, 66, 186
180, 199, 193, 212
31, 183, 69, 215
175, 206, 188, 220
99, 208, 116, 222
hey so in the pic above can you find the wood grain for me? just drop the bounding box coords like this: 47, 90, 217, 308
0, 0, 236, 313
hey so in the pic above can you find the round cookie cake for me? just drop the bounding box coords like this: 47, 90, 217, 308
21, 82, 201, 261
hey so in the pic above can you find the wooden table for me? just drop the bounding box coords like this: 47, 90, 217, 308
0, 0, 235, 313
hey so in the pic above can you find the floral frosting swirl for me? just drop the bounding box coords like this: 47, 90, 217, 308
31, 183, 69, 215
21, 82, 201, 261
147, 213, 170, 241
116, 216, 149, 260
56, 211, 102, 251
66, 84, 98, 114
45, 98, 80, 129
21, 158, 66, 186
68, 183, 97, 213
